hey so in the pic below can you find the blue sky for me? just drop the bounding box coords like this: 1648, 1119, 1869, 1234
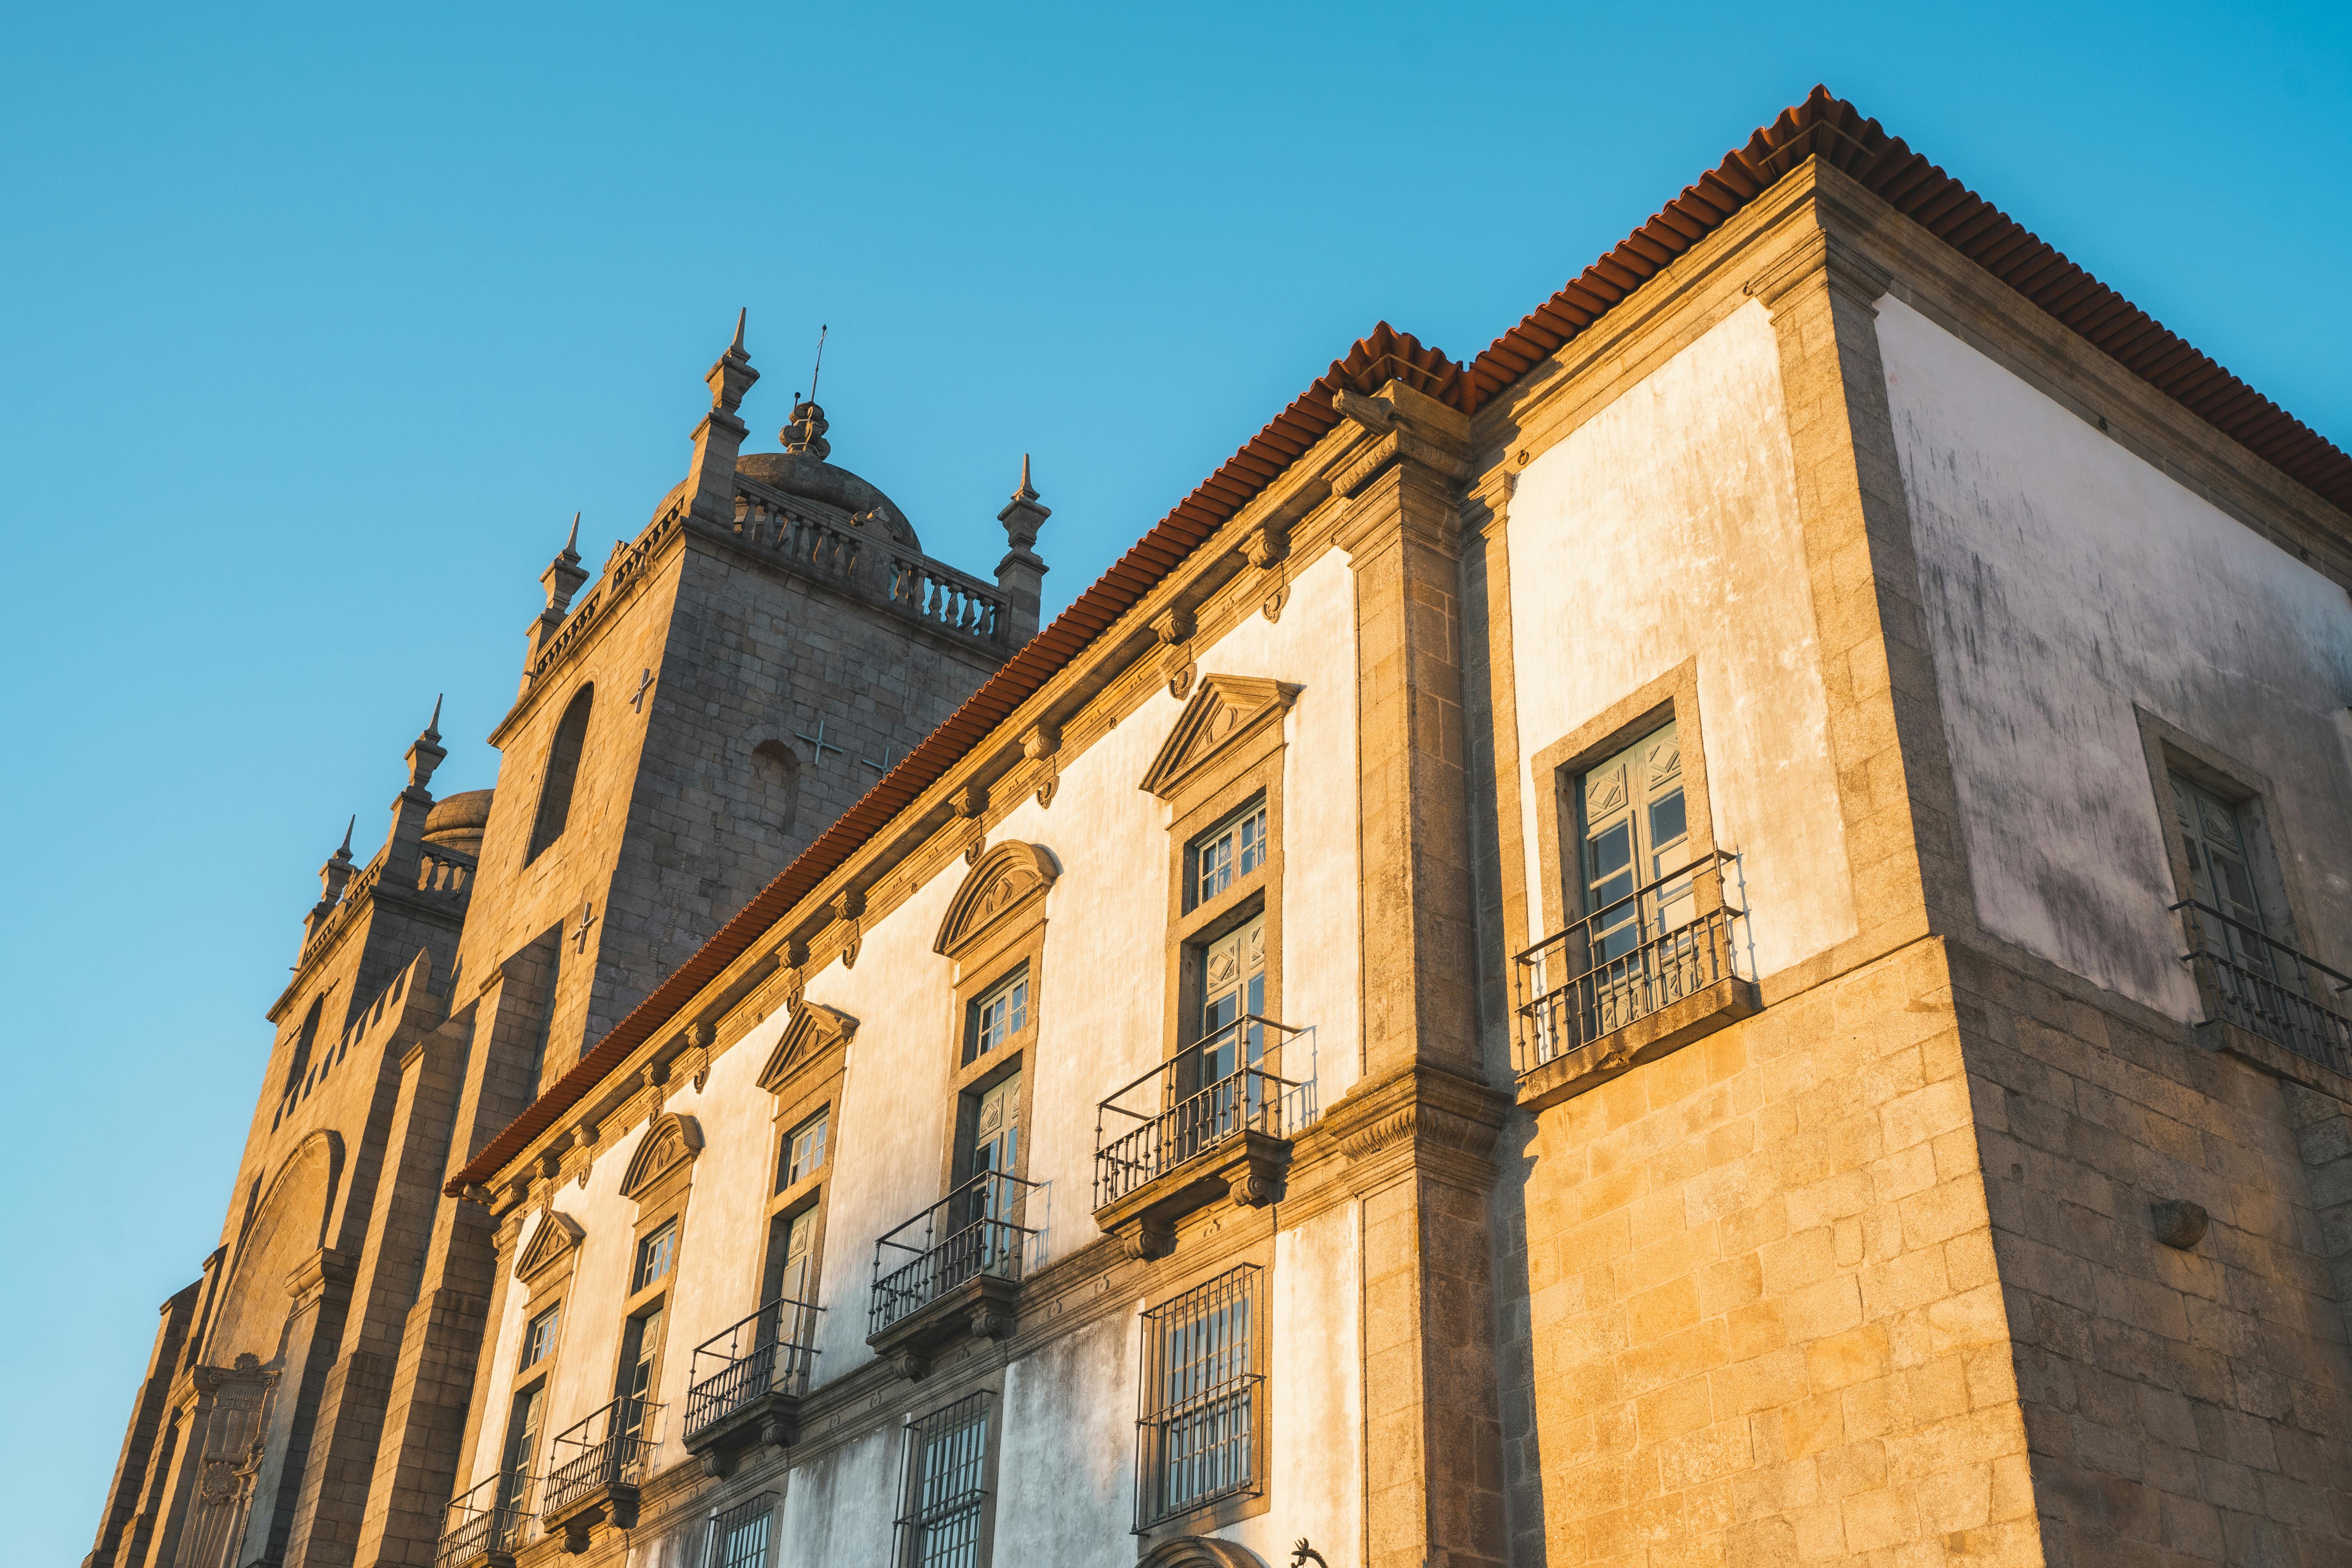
4, 1, 2347, 1557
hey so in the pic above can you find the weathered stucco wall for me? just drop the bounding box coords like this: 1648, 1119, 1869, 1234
1878, 295, 2352, 1011
1508, 299, 1856, 978
463, 551, 1366, 1558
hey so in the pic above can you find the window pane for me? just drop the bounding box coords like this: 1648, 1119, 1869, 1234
523, 1304, 561, 1369
787, 1111, 828, 1185
633, 1223, 676, 1292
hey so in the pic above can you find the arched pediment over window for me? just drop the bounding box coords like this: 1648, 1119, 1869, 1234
619, 1112, 704, 1200
514, 1207, 584, 1284
1138, 1538, 1269, 1568
934, 842, 1060, 960
759, 1002, 858, 1091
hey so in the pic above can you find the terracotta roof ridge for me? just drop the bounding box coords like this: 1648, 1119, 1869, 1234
446, 320, 1458, 1195
449, 87, 2350, 1197
1462, 84, 2351, 515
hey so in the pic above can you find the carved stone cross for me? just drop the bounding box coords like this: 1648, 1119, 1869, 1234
859, 746, 894, 775
629, 668, 655, 712
572, 902, 598, 953
794, 717, 844, 767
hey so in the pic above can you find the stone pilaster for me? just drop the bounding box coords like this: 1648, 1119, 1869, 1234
1749, 174, 1972, 953
83, 1281, 200, 1568
235, 1250, 358, 1567
1326, 377, 1510, 1567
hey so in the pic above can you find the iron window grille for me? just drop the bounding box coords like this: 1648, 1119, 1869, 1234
893, 1392, 993, 1568
434, 1470, 534, 1568
2173, 898, 2352, 1074
1512, 850, 1750, 1076
684, 1295, 824, 1437
709, 1494, 777, 1568
1136, 1264, 1261, 1530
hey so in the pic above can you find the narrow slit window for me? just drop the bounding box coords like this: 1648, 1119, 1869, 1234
525, 685, 594, 864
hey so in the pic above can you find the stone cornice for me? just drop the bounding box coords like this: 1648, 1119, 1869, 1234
1320, 1061, 1510, 1197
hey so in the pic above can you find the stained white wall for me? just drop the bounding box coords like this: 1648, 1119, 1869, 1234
1508, 300, 1856, 974
1878, 296, 2352, 1014
464, 548, 1367, 1556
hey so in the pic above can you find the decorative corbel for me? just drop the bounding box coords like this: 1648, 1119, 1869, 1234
1022, 720, 1061, 809
832, 889, 866, 969
1243, 520, 1292, 623
951, 782, 989, 864
774, 936, 809, 1014
688, 1020, 715, 1092
1151, 604, 1197, 699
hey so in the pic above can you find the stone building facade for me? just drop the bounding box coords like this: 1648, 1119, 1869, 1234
92, 89, 2352, 1568
84, 321, 1038, 1568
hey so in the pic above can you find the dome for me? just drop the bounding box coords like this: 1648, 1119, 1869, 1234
423, 789, 494, 854
735, 450, 922, 551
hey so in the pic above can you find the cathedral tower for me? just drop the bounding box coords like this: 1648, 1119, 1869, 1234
85, 317, 1042, 1568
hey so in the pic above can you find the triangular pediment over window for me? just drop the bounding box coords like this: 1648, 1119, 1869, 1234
1139, 675, 1301, 800
758, 1002, 859, 1091
514, 1208, 583, 1283
933, 842, 1060, 959
618, 1113, 704, 1200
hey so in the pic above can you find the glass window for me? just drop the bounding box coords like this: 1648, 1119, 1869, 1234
965, 970, 1029, 1066
1575, 719, 1691, 961
1137, 1265, 1259, 1528
1192, 800, 1269, 907
712, 1496, 774, 1568
521, 1303, 561, 1370
784, 1110, 828, 1186
632, 1221, 677, 1293
617, 1305, 664, 1442
895, 1392, 992, 1568
497, 1383, 541, 1515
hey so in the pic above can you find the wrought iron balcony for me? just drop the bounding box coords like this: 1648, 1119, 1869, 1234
434, 1472, 533, 1568
2173, 899, 2352, 1076
1093, 1017, 1314, 1261
1512, 852, 1758, 1110
682, 1296, 822, 1475
540, 1397, 661, 1549
867, 1171, 1040, 1377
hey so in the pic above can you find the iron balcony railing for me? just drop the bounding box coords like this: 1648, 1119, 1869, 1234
2173, 898, 2352, 1075
1513, 851, 1749, 1078
684, 1296, 822, 1437
434, 1472, 534, 1568
543, 1397, 663, 1517
1094, 1017, 1316, 1210
869, 1171, 1043, 1339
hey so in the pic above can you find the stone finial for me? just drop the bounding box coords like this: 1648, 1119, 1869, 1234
405, 696, 448, 794
706, 308, 759, 416
306, 817, 358, 937
539, 512, 590, 617
782, 399, 831, 461
995, 454, 1051, 646
686, 314, 757, 526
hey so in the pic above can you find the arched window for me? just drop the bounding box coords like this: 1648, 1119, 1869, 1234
526, 684, 593, 864
751, 739, 803, 835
